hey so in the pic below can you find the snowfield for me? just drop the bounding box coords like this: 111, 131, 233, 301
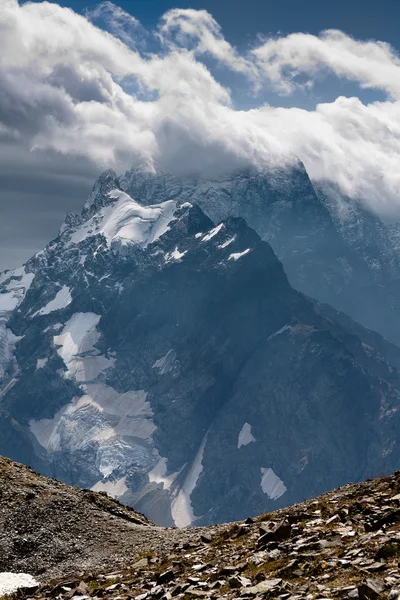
0, 572, 38, 596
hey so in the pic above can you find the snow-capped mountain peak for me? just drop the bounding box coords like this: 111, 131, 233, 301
2, 165, 400, 529
67, 189, 181, 251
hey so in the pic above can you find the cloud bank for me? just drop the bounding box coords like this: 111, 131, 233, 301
1, 0, 400, 217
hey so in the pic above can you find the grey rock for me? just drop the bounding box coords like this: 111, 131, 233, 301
242, 578, 283, 596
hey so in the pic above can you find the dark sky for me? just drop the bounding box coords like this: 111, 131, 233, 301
1, 0, 399, 272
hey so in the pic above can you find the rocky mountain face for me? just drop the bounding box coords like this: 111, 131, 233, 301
1, 170, 400, 528
120, 166, 400, 347
4, 456, 400, 600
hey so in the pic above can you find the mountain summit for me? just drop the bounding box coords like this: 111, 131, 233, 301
1, 169, 400, 526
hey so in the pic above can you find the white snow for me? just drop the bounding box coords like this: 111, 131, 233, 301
92, 476, 128, 498
202, 223, 224, 242
33, 286, 72, 317
53, 312, 114, 381
69, 190, 178, 249
218, 236, 236, 249
260, 467, 287, 500
44, 322, 63, 333
148, 456, 179, 491
237, 422, 256, 449
0, 268, 34, 313
152, 349, 177, 375
165, 248, 187, 263
171, 435, 208, 527
29, 309, 158, 481
267, 324, 291, 341
29, 385, 155, 472
0, 572, 39, 596
228, 248, 252, 261
36, 358, 48, 370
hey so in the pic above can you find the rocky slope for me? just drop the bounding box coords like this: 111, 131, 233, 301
0, 455, 191, 581
2, 172, 400, 527
4, 456, 400, 600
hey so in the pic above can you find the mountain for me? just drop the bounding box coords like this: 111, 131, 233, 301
3, 455, 400, 600
120, 165, 400, 347
1, 171, 400, 527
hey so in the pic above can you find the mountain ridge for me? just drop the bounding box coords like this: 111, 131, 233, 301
1, 177, 400, 527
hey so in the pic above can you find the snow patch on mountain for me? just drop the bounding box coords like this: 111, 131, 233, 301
228, 248, 252, 261
92, 476, 128, 498
165, 248, 187, 262
171, 435, 208, 528
0, 268, 34, 313
36, 358, 48, 370
237, 423, 256, 449
202, 223, 224, 242
261, 467, 287, 500
29, 309, 158, 482
148, 456, 180, 491
53, 312, 114, 381
69, 190, 179, 250
33, 286, 72, 317
152, 349, 177, 375
267, 324, 291, 341
29, 385, 156, 476
218, 236, 236, 249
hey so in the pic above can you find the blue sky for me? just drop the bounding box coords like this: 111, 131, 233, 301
28, 0, 400, 51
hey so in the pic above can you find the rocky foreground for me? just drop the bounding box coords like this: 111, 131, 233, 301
2, 457, 400, 600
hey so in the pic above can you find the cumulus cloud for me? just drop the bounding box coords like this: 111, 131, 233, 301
0, 0, 400, 218
253, 30, 400, 99
159, 9, 258, 83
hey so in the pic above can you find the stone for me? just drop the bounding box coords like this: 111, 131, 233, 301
258, 520, 292, 546
243, 579, 283, 596
228, 575, 251, 589
365, 563, 387, 573
326, 515, 341, 525
358, 580, 384, 600
157, 571, 175, 586
132, 558, 150, 570
150, 586, 165, 598
76, 582, 90, 595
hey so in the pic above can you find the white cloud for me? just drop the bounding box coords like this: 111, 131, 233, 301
159, 9, 258, 83
86, 1, 145, 48
253, 30, 400, 99
0, 0, 400, 217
